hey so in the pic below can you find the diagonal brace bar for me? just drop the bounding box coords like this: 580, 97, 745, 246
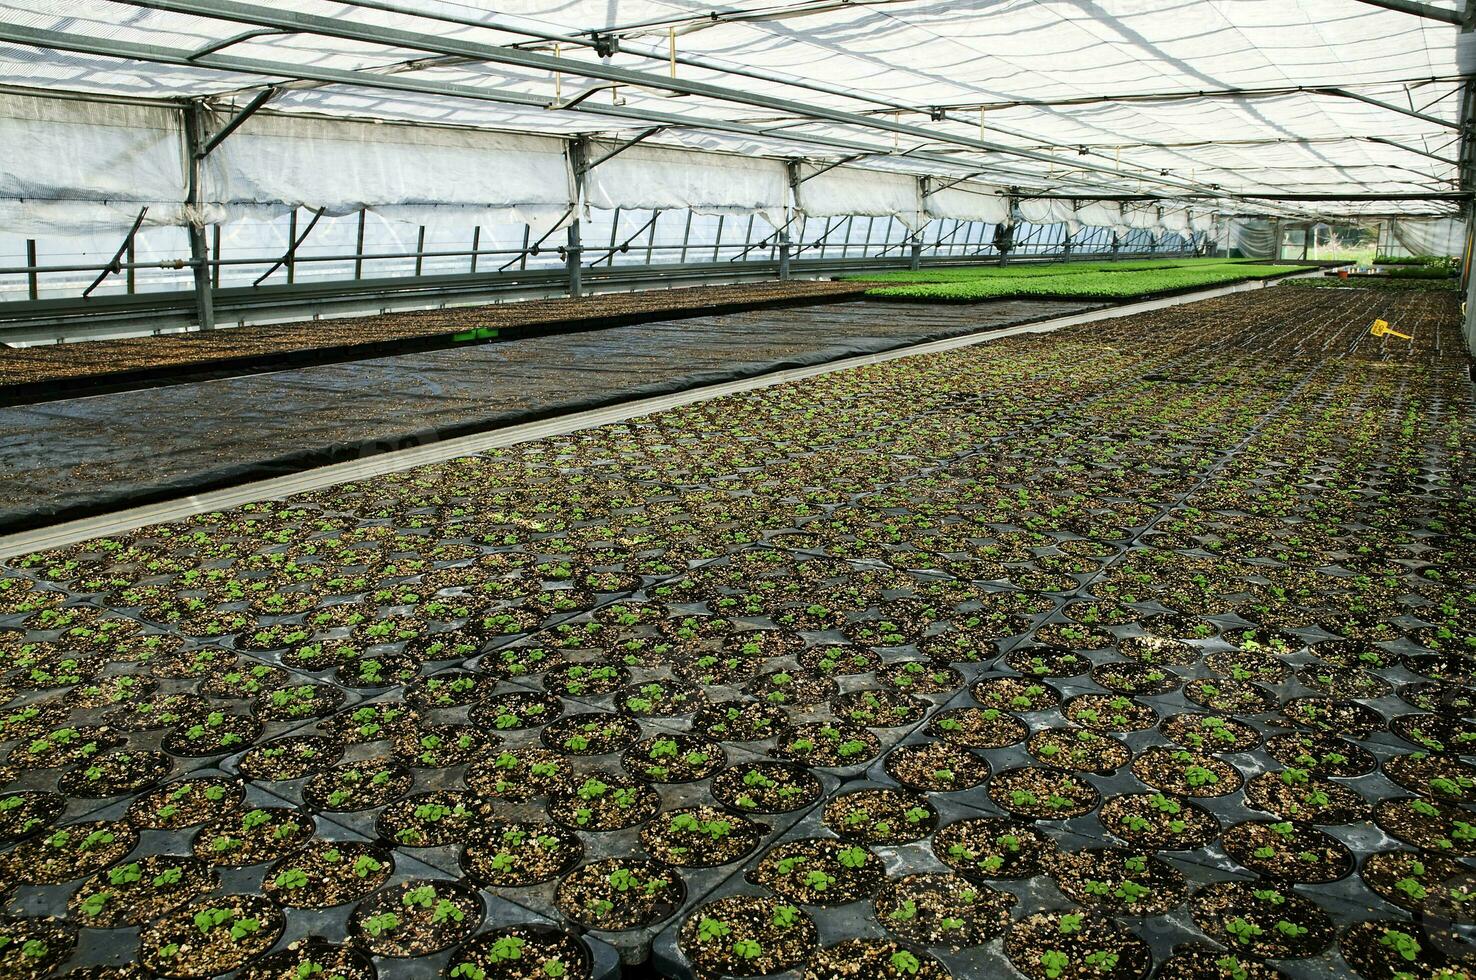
1317, 87, 1462, 130
579, 127, 666, 174
924, 170, 990, 196
496, 206, 576, 272
253, 207, 326, 286
198, 87, 276, 158
584, 210, 660, 266
1349, 0, 1465, 25
795, 154, 868, 184
82, 207, 150, 298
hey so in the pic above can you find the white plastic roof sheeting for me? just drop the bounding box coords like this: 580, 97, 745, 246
0, 0, 1470, 237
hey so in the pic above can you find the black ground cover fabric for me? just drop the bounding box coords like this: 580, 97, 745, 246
0, 300, 1095, 531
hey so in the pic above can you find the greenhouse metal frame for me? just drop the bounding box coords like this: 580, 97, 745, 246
0, 1, 1472, 347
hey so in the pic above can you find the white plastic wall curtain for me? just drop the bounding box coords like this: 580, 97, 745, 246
1233, 219, 1279, 259
924, 181, 1012, 225
797, 167, 926, 229
1017, 198, 1080, 232
205, 111, 575, 238
1390, 217, 1467, 257
582, 142, 788, 222
2, 92, 1094, 242
0, 93, 189, 234
1074, 202, 1128, 235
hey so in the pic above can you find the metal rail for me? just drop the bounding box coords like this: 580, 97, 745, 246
0, 245, 1191, 343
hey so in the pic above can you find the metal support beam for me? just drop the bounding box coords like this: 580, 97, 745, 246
0, 21, 1242, 208
25, 240, 37, 301
923, 170, 990, 197
253, 207, 326, 287
566, 140, 586, 297
183, 102, 216, 329
186, 26, 285, 59
116, 0, 1226, 198
197, 87, 276, 157
578, 127, 666, 174
1367, 136, 1462, 167
1318, 87, 1462, 131
1350, 0, 1465, 25
795, 154, 868, 184
354, 208, 366, 280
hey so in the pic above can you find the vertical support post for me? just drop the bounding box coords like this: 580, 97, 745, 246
679, 210, 693, 263
471, 226, 481, 274
1000, 191, 1017, 266
742, 214, 755, 265
712, 214, 725, 262
26, 240, 38, 301
863, 216, 876, 257
414, 225, 426, 277
126, 235, 136, 294
779, 160, 800, 280
1301, 223, 1311, 261
212, 225, 222, 288
1270, 219, 1282, 262
607, 206, 621, 267
286, 208, 298, 284
184, 100, 216, 331
354, 208, 366, 280
566, 139, 586, 297
1459, 67, 1476, 353
908, 227, 922, 271
1110, 232, 1121, 261
519, 224, 531, 271
645, 210, 660, 264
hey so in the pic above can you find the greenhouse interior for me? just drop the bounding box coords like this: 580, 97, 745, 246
1, 1, 1476, 979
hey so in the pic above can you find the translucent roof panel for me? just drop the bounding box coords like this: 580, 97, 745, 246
0, 0, 1469, 216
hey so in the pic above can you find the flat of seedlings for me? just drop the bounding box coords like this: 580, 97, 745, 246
0, 280, 869, 400
0, 297, 1099, 531
0, 282, 1472, 980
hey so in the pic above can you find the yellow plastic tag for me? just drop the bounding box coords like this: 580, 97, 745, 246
1370, 319, 1412, 341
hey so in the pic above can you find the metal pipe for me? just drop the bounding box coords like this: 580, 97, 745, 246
354, 208, 366, 280
0, 22, 1282, 209
118, 0, 1225, 198
184, 101, 216, 328
1349, 0, 1464, 25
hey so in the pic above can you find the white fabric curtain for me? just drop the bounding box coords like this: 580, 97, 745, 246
925, 181, 1010, 224
798, 167, 924, 228
1121, 205, 1162, 232
583, 142, 787, 221
1074, 201, 1126, 233
1232, 218, 1277, 258
1017, 198, 1078, 232
1161, 207, 1193, 236
1389, 217, 1465, 257
0, 92, 189, 234
203, 111, 575, 236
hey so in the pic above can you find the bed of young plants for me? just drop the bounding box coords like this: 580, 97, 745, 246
855, 258, 1314, 303
0, 282, 1471, 980
1288, 275, 1460, 294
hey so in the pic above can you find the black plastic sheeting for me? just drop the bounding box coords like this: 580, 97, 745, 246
0, 299, 1097, 532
